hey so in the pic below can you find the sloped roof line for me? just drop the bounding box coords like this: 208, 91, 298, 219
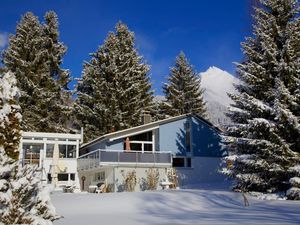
80, 113, 221, 149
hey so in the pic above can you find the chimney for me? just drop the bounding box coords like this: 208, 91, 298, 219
141, 111, 152, 124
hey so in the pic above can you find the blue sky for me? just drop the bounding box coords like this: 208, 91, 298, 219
0, 0, 252, 94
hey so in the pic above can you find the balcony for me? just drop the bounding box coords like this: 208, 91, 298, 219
77, 150, 172, 171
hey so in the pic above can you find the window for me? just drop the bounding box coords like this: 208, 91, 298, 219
172, 157, 192, 168
94, 171, 105, 182
47, 174, 52, 183
173, 158, 185, 167
58, 173, 69, 181
70, 173, 75, 181
59, 145, 76, 158
48, 173, 75, 182
129, 143, 142, 151
46, 144, 54, 158
67, 145, 76, 158
144, 143, 153, 152
129, 131, 152, 141
23, 143, 43, 164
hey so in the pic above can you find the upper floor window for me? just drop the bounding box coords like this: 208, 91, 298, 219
59, 145, 76, 158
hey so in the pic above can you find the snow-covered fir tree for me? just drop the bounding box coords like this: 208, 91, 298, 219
75, 22, 153, 141
2, 11, 73, 133
162, 52, 206, 117
0, 71, 58, 224
223, 0, 300, 198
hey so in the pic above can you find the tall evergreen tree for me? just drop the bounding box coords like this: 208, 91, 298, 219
223, 0, 300, 198
75, 22, 153, 141
162, 52, 206, 117
2, 11, 72, 133
0, 71, 58, 224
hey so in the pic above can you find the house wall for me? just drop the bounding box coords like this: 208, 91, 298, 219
158, 117, 224, 157
175, 157, 226, 186
106, 139, 124, 150
43, 158, 80, 187
78, 167, 114, 192
191, 117, 225, 157
78, 166, 170, 192
113, 167, 168, 192
159, 118, 188, 155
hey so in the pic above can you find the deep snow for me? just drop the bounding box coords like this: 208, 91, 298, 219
52, 183, 300, 225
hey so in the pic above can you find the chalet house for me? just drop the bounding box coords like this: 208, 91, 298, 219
77, 114, 226, 192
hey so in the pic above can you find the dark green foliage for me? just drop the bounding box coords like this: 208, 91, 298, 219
162, 52, 206, 118
2, 11, 73, 132
75, 22, 153, 141
223, 0, 300, 195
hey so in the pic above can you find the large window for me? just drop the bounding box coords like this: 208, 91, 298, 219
130, 131, 152, 141
123, 131, 153, 152
22, 143, 43, 164
59, 145, 76, 158
47, 173, 75, 183
58, 173, 69, 181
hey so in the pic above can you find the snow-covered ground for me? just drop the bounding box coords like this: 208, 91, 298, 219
52, 183, 300, 225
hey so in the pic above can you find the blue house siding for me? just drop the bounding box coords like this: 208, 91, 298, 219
191, 117, 225, 157
86, 141, 106, 153
105, 138, 123, 150
159, 118, 189, 156
158, 116, 224, 157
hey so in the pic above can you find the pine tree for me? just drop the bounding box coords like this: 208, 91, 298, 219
0, 71, 58, 224
223, 0, 300, 196
0, 72, 22, 159
75, 22, 153, 141
162, 52, 206, 117
2, 11, 72, 133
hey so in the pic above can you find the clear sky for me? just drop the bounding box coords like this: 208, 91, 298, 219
0, 0, 253, 94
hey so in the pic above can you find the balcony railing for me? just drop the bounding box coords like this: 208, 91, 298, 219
77, 149, 172, 171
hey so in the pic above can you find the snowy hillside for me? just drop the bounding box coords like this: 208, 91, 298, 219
200, 66, 239, 127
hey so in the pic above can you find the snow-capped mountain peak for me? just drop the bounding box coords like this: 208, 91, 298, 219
200, 66, 239, 127
200, 66, 238, 107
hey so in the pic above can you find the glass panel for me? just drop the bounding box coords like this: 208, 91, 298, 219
46, 144, 54, 158
94, 171, 105, 181
172, 158, 185, 167
70, 173, 75, 181
47, 173, 52, 183
66, 145, 76, 158
144, 143, 152, 152
58, 173, 68, 181
129, 131, 152, 141
23, 143, 43, 164
130, 143, 142, 151
59, 145, 67, 158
